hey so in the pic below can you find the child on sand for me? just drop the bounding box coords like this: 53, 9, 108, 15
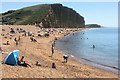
36, 61, 39, 65
36, 61, 41, 66
52, 63, 56, 68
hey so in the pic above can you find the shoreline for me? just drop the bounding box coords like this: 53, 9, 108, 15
53, 28, 118, 74
54, 27, 119, 74
1, 25, 118, 78
55, 48, 118, 75
48, 27, 118, 77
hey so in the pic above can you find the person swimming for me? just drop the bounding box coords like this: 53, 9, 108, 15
93, 45, 95, 48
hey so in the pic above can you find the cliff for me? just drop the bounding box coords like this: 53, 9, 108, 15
2, 4, 85, 28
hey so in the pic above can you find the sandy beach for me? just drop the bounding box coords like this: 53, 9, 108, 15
1, 25, 118, 78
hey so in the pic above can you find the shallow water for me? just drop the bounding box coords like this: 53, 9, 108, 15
55, 27, 118, 73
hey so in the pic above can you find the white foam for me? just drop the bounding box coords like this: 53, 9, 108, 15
70, 55, 74, 57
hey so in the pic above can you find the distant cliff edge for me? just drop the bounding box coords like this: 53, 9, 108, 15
85, 24, 101, 28
2, 4, 85, 28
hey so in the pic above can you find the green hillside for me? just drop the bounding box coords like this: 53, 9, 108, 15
2, 4, 85, 28
2, 4, 50, 25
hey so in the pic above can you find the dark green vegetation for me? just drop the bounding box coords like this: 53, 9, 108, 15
2, 4, 50, 25
85, 24, 101, 28
2, 4, 85, 28
2, 10, 15, 15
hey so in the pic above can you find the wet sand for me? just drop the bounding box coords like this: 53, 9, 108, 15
1, 25, 118, 78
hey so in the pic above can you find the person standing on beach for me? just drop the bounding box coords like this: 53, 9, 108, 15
52, 40, 55, 47
24, 32, 26, 37
6, 41, 10, 45
0, 47, 3, 51
14, 37, 17, 41
53, 40, 55, 47
55, 37, 57, 40
16, 40, 18, 46
51, 45, 54, 57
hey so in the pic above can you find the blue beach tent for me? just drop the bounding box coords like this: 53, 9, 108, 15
4, 50, 19, 66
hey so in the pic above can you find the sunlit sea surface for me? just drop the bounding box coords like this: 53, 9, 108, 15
55, 27, 118, 73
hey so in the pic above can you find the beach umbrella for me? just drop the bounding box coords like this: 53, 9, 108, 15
3, 50, 19, 66
57, 31, 60, 33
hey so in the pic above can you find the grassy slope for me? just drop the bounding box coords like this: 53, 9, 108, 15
2, 4, 50, 25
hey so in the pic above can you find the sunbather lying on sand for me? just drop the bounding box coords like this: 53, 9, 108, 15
3, 41, 10, 45
17, 57, 31, 67
30, 37, 37, 42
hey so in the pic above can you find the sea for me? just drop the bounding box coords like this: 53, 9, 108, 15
55, 27, 118, 73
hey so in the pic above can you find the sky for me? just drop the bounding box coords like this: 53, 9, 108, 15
1, 2, 118, 27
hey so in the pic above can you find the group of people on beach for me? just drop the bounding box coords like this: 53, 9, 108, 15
2, 27, 71, 69
51, 37, 69, 66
